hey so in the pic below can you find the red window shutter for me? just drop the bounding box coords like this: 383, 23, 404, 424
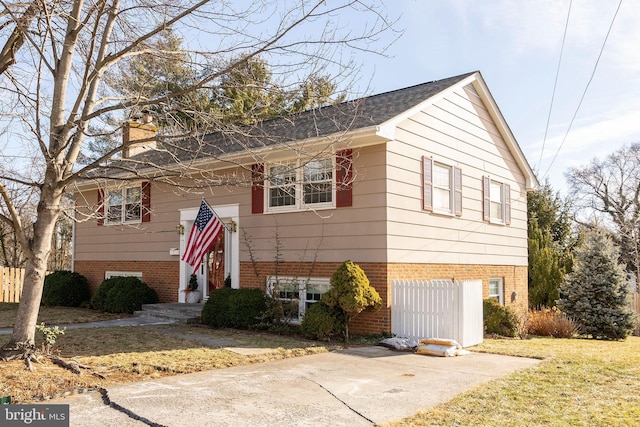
336, 149, 353, 207
141, 182, 151, 222
422, 156, 433, 211
482, 176, 491, 222
251, 163, 264, 214
454, 167, 462, 216
97, 188, 104, 226
504, 183, 511, 225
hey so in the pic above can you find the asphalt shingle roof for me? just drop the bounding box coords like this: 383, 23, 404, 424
122, 71, 476, 169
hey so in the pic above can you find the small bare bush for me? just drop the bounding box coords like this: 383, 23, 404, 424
528, 308, 580, 338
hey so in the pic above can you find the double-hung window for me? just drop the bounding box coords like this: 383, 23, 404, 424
490, 180, 504, 221
489, 277, 504, 305
422, 156, 462, 216
266, 276, 331, 323
106, 185, 142, 224
433, 162, 453, 212
267, 158, 334, 212
483, 177, 511, 224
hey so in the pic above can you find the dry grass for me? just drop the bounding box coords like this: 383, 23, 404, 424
388, 336, 640, 426
0, 303, 126, 328
0, 324, 338, 403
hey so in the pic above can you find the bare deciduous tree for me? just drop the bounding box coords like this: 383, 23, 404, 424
0, 0, 397, 360
566, 143, 640, 286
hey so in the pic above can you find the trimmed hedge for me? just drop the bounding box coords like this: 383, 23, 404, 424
483, 298, 517, 337
301, 302, 345, 341
91, 276, 159, 314
42, 271, 90, 307
202, 288, 268, 329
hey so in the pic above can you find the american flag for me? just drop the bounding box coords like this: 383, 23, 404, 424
181, 200, 224, 268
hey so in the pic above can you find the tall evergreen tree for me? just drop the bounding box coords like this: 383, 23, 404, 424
528, 218, 564, 308
527, 182, 574, 308
558, 226, 636, 340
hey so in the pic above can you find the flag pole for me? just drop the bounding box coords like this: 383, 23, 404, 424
202, 198, 233, 232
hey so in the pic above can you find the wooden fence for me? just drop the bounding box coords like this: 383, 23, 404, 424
391, 279, 484, 347
0, 267, 25, 303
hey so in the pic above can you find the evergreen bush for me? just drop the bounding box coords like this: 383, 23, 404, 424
91, 276, 159, 313
322, 260, 382, 342
202, 288, 268, 329
90, 278, 117, 311
483, 298, 517, 337
42, 270, 90, 307
301, 302, 345, 341
558, 227, 637, 340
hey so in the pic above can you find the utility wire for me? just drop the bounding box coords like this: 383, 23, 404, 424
542, 0, 623, 180
538, 0, 572, 171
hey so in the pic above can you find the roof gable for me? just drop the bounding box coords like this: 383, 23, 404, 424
376, 72, 537, 190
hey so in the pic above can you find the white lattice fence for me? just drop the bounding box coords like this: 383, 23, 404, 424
391, 279, 483, 347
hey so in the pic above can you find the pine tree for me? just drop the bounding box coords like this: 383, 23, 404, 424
527, 181, 575, 308
528, 218, 564, 308
558, 226, 636, 340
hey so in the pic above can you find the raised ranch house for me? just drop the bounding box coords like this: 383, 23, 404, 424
73, 71, 538, 336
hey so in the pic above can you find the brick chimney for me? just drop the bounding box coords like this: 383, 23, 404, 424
122, 113, 157, 158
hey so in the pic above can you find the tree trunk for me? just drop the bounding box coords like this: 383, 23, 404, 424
3, 191, 62, 349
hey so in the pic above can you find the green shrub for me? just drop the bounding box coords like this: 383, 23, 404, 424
202, 288, 268, 329
322, 260, 382, 342
91, 276, 159, 314
301, 302, 345, 341
201, 288, 235, 327
90, 279, 117, 311
42, 270, 90, 307
483, 298, 517, 337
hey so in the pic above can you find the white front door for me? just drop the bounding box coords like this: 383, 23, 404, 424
178, 203, 239, 302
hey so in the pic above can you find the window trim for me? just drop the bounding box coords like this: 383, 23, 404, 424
489, 277, 504, 305
266, 276, 331, 323
105, 271, 143, 280
422, 156, 462, 216
483, 176, 511, 225
103, 183, 148, 225
265, 158, 336, 213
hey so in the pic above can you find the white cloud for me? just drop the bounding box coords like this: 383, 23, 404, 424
536, 109, 640, 180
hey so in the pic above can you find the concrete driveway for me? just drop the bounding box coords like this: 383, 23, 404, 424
48, 346, 540, 427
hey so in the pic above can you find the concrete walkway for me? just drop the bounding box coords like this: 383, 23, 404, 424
0, 316, 176, 335
45, 346, 540, 427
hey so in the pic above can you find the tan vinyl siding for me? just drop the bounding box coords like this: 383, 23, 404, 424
240, 144, 388, 263
75, 144, 391, 265
386, 85, 528, 266
75, 83, 530, 269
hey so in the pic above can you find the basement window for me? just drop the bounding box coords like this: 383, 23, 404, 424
266, 276, 331, 323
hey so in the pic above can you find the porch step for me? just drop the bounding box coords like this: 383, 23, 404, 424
134, 303, 203, 325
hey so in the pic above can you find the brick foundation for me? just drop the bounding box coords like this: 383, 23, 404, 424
76, 259, 527, 335
240, 261, 528, 336
74, 260, 180, 303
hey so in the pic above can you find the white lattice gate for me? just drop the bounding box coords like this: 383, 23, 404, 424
391, 279, 483, 347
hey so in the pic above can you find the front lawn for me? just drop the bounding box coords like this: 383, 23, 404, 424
389, 336, 640, 426
0, 325, 336, 403
0, 303, 126, 328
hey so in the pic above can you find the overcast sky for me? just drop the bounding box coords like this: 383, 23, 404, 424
357, 0, 638, 195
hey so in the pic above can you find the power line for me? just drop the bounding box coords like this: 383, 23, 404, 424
538, 0, 573, 172
542, 0, 623, 180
